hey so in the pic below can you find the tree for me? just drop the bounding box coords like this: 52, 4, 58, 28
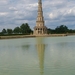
20, 23, 26, 34
24, 23, 33, 34
47, 28, 51, 34
13, 27, 20, 34
68, 29, 75, 33
55, 25, 68, 33
20, 23, 32, 34
7, 29, 13, 34
2, 29, 7, 34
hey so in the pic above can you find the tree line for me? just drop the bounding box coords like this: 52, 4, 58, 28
0, 23, 33, 36
47, 25, 75, 34
0, 24, 75, 36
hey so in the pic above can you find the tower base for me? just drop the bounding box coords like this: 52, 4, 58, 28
34, 26, 47, 35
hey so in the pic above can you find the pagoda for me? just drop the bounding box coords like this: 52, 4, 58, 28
34, 0, 47, 35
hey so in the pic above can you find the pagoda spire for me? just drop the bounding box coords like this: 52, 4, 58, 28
37, 0, 44, 23
34, 0, 47, 35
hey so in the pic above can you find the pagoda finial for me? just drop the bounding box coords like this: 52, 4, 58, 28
38, 0, 41, 3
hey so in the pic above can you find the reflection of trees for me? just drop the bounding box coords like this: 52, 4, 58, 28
22, 44, 30, 50
36, 37, 45, 75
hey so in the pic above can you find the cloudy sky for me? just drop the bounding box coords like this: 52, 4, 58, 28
0, 0, 75, 31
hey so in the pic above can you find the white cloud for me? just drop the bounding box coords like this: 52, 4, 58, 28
0, 0, 8, 4
9, 7, 17, 11
49, 13, 59, 19
29, 3, 38, 7
26, 3, 38, 11
0, 0, 75, 31
0, 12, 8, 16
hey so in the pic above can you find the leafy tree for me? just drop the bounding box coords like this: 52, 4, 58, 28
24, 23, 33, 34
47, 28, 51, 34
20, 23, 26, 34
20, 23, 32, 34
68, 29, 75, 33
0, 32, 3, 36
55, 25, 68, 33
13, 27, 20, 34
7, 29, 13, 34
47, 28, 56, 34
2, 29, 7, 34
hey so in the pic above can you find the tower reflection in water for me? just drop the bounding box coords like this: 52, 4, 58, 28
36, 37, 45, 75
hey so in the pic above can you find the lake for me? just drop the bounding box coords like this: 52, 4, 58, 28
0, 36, 75, 75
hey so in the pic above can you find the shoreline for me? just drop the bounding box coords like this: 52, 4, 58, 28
0, 34, 68, 40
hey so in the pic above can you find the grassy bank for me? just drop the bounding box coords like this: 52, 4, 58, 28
0, 34, 68, 40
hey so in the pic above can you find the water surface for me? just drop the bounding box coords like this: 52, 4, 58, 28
0, 36, 75, 75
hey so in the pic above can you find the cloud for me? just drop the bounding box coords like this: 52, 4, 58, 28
0, 12, 8, 16
0, 0, 8, 4
9, 7, 17, 11
43, 0, 75, 29
0, 0, 75, 31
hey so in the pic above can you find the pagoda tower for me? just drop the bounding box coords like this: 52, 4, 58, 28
34, 0, 47, 35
